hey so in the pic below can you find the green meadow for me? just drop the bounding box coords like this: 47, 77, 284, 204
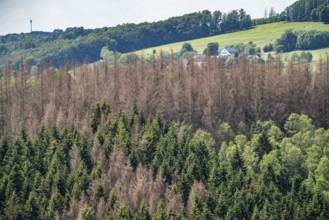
136, 22, 329, 62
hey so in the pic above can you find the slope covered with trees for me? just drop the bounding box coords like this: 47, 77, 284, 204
0, 106, 328, 219
1, 2, 329, 219
0, 29, 116, 68
2, 54, 329, 139
1, 51, 329, 219
107, 9, 252, 53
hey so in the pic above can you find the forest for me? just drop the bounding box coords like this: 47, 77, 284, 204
253, 0, 329, 25
2, 53, 329, 137
0, 53, 329, 219
284, 0, 329, 23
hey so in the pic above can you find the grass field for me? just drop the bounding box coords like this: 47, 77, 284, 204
135, 22, 329, 61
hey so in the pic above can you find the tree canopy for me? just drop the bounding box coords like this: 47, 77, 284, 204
0, 108, 328, 219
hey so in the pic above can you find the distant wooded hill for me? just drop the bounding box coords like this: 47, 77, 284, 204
0, 0, 328, 69
0, 9, 252, 68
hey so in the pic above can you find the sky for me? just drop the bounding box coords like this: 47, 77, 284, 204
0, 0, 297, 35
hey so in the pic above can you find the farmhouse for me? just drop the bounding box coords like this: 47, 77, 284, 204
218, 48, 238, 58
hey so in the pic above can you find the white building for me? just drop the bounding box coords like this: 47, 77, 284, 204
218, 48, 238, 58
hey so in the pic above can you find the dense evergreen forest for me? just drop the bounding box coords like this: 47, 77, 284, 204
1, 1, 329, 219
0, 105, 329, 219
1, 54, 329, 218
0, 45, 329, 219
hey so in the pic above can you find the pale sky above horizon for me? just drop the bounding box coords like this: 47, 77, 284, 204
0, 0, 296, 36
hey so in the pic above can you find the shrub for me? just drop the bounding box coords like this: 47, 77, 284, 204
263, 43, 273, 52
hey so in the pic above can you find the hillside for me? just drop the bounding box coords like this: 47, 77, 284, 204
2, 1, 329, 219
1, 108, 329, 219
0, 9, 254, 68
136, 22, 329, 59
1, 14, 328, 69
1, 48, 329, 219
